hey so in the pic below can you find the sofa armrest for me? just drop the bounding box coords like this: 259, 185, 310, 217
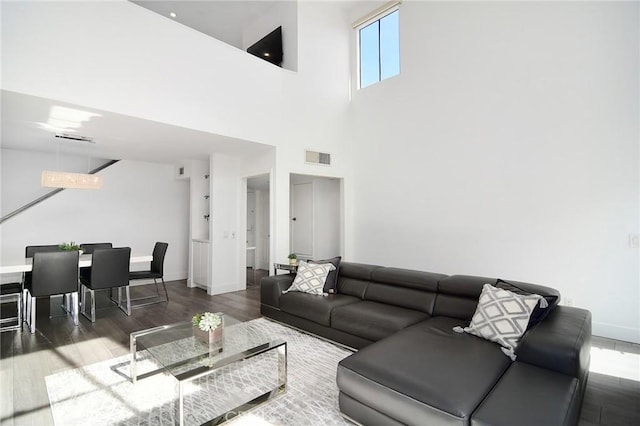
517, 305, 591, 380
260, 274, 295, 309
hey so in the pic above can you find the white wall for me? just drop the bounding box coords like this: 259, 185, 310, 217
1, 0, 284, 145
254, 188, 270, 270
289, 176, 341, 260
349, 1, 640, 343
272, 1, 353, 267
1, 1, 353, 290
209, 153, 242, 295
242, 1, 298, 71
9, 1, 632, 343
0, 159, 190, 284
0, 148, 110, 217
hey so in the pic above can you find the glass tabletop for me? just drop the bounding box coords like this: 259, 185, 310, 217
132, 313, 277, 381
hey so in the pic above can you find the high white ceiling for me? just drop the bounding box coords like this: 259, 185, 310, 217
2, 2, 290, 164
0, 90, 272, 163
130, 1, 281, 49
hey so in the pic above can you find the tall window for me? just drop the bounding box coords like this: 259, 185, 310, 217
358, 8, 400, 89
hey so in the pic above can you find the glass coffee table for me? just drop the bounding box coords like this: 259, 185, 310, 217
130, 313, 287, 425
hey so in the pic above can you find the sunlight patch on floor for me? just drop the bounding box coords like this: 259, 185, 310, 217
229, 412, 274, 425
590, 346, 640, 382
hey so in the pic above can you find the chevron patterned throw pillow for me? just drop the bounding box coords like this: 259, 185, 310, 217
283, 260, 336, 296
454, 283, 548, 360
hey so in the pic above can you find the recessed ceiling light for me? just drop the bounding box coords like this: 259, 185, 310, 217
264, 52, 270, 57
170, 12, 177, 18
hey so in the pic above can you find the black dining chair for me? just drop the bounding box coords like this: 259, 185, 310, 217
25, 244, 62, 258
23, 244, 63, 322
24, 244, 62, 285
79, 243, 112, 280
80, 247, 131, 322
25, 250, 79, 334
0, 283, 23, 332
80, 243, 113, 254
129, 242, 169, 307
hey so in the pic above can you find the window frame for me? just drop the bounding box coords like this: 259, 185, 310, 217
355, 2, 401, 90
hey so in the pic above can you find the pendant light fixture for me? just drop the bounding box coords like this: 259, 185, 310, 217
41, 133, 103, 190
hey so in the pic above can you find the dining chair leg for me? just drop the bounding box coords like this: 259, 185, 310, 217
17, 292, 22, 331
161, 278, 169, 302
62, 293, 72, 314
22, 289, 28, 323
90, 289, 96, 322
80, 286, 96, 323
125, 286, 131, 315
153, 279, 161, 297
109, 288, 118, 304
80, 285, 85, 318
116, 287, 131, 316
130, 279, 168, 308
71, 291, 79, 326
28, 296, 36, 334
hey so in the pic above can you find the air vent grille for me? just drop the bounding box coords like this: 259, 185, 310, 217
305, 150, 331, 166
55, 133, 94, 143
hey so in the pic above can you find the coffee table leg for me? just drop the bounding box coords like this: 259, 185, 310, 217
179, 381, 185, 426
130, 334, 137, 383
278, 342, 287, 391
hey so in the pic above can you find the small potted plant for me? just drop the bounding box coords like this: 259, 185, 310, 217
192, 312, 223, 352
288, 253, 297, 266
59, 241, 83, 255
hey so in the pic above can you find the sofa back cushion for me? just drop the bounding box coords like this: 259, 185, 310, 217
365, 268, 445, 314
433, 275, 491, 320
337, 262, 383, 298
434, 275, 562, 324
364, 283, 436, 313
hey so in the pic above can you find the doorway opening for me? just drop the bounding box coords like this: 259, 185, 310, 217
289, 173, 343, 261
247, 174, 270, 286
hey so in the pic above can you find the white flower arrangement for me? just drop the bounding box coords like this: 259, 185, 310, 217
192, 312, 222, 331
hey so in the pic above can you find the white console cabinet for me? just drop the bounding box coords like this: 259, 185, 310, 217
192, 239, 210, 290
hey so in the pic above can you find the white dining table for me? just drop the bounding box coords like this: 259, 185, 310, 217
0, 254, 153, 275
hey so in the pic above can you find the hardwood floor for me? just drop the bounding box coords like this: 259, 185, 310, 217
1, 280, 638, 425
580, 337, 640, 426
0, 281, 260, 426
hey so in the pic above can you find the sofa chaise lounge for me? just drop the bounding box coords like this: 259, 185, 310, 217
260, 262, 591, 426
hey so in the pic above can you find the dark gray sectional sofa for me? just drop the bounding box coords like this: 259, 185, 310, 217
260, 262, 592, 426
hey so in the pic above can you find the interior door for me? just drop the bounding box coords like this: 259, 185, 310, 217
291, 182, 313, 258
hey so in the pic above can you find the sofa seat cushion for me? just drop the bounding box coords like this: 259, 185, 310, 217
279, 292, 360, 327
337, 316, 512, 425
471, 362, 581, 426
332, 301, 429, 341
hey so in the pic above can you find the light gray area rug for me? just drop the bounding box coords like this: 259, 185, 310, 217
45, 318, 353, 426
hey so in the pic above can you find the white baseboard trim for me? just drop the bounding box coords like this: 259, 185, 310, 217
593, 321, 640, 344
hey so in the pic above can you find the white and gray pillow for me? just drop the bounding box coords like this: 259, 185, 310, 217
454, 283, 548, 360
308, 256, 341, 294
283, 260, 336, 296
